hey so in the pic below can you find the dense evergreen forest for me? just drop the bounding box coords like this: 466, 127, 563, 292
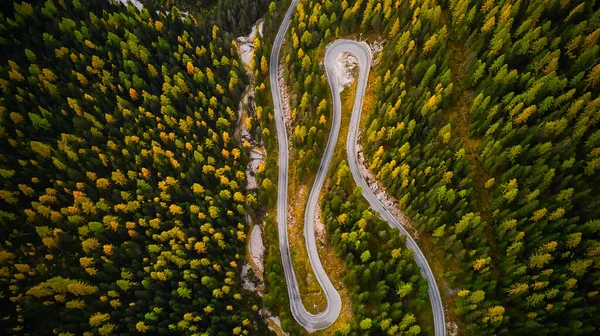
250, 0, 600, 335
363, 0, 600, 334
2, 0, 599, 335
0, 0, 267, 334
142, 0, 271, 36
321, 162, 431, 335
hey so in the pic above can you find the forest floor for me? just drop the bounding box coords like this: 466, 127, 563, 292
445, 44, 493, 217
445, 41, 500, 281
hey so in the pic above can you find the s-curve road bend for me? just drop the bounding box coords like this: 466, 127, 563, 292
327, 40, 447, 336
270, 0, 341, 331
271, 0, 446, 333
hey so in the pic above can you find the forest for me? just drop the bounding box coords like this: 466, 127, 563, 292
248, 0, 600, 334
1, 0, 599, 335
0, 0, 268, 334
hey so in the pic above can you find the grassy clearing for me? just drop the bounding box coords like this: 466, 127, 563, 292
286, 175, 327, 314
357, 65, 378, 133
339, 80, 358, 149
445, 42, 495, 219
443, 90, 494, 217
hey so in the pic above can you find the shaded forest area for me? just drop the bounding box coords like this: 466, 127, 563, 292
0, 0, 266, 335
141, 0, 271, 36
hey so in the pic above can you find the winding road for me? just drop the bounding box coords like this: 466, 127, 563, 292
270, 0, 341, 330
270, 1, 446, 334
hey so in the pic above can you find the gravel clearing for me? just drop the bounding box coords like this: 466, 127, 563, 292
249, 224, 265, 275
237, 20, 263, 68
333, 52, 358, 90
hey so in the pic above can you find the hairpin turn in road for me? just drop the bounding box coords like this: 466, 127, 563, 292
269, 2, 446, 334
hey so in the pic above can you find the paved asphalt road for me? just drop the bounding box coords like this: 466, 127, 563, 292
270, 0, 341, 331
270, 1, 446, 334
